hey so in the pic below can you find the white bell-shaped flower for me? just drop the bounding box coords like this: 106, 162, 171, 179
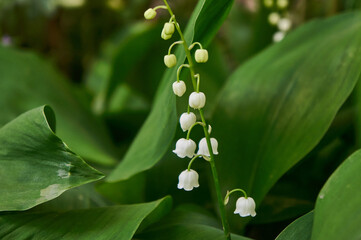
189, 92, 206, 109
144, 8, 157, 20
277, 18, 292, 32
268, 12, 280, 25
273, 31, 285, 42
164, 54, 177, 68
161, 29, 172, 40
195, 49, 208, 63
177, 169, 199, 191
234, 197, 256, 217
173, 138, 196, 158
163, 22, 175, 35
276, 0, 288, 8
172, 81, 186, 97
179, 112, 196, 131
197, 137, 218, 156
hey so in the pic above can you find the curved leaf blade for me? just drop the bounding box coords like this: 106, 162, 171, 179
212, 11, 361, 209
108, 0, 234, 182
0, 47, 118, 165
276, 212, 313, 240
0, 197, 172, 240
0, 106, 104, 211
312, 149, 361, 240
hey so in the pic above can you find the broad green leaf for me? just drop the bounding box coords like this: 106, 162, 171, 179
32, 184, 109, 212
0, 47, 118, 165
108, 0, 234, 182
0, 106, 103, 211
0, 197, 172, 240
276, 212, 313, 240
212, 11, 361, 219
137, 204, 250, 240
312, 149, 361, 240
138, 224, 250, 240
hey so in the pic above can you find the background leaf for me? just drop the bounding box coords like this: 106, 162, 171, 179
275, 212, 313, 240
108, 0, 234, 182
212, 11, 361, 225
137, 204, 250, 240
0, 197, 172, 240
0, 106, 103, 211
0, 47, 118, 165
312, 149, 361, 240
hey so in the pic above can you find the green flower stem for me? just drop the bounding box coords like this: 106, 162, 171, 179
189, 42, 203, 50
163, 0, 197, 90
177, 64, 190, 82
199, 109, 231, 240
154, 5, 168, 10
186, 122, 205, 140
163, 1, 231, 239
224, 189, 248, 205
194, 74, 200, 92
188, 155, 201, 171
168, 41, 184, 55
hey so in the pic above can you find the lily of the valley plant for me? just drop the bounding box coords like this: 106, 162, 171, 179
145, 1, 256, 239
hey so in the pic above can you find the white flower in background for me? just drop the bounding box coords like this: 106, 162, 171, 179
273, 31, 285, 42
164, 54, 177, 68
58, 0, 85, 8
234, 197, 256, 217
163, 22, 175, 35
277, 18, 292, 32
172, 81, 186, 97
173, 138, 196, 158
277, 0, 288, 9
179, 112, 196, 131
263, 0, 273, 8
195, 49, 208, 63
268, 12, 280, 25
189, 92, 206, 109
144, 8, 157, 19
161, 28, 172, 40
197, 137, 218, 156
177, 169, 199, 191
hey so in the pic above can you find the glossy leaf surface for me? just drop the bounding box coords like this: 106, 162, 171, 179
0, 106, 103, 211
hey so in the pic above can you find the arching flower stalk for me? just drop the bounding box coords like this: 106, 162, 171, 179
144, 1, 255, 239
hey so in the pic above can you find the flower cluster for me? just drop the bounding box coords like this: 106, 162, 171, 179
144, 0, 256, 230
264, 0, 292, 42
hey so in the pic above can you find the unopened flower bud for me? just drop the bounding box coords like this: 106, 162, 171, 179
234, 197, 256, 217
173, 138, 196, 158
224, 191, 230, 205
179, 112, 196, 131
197, 137, 218, 157
163, 22, 175, 35
273, 31, 285, 42
144, 8, 156, 20
195, 49, 208, 63
277, 18, 292, 32
277, 0, 288, 9
161, 28, 172, 40
189, 92, 206, 109
268, 12, 280, 25
164, 54, 177, 68
172, 81, 186, 97
177, 169, 199, 191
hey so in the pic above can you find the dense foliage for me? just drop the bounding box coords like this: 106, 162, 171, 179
0, 0, 360, 239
